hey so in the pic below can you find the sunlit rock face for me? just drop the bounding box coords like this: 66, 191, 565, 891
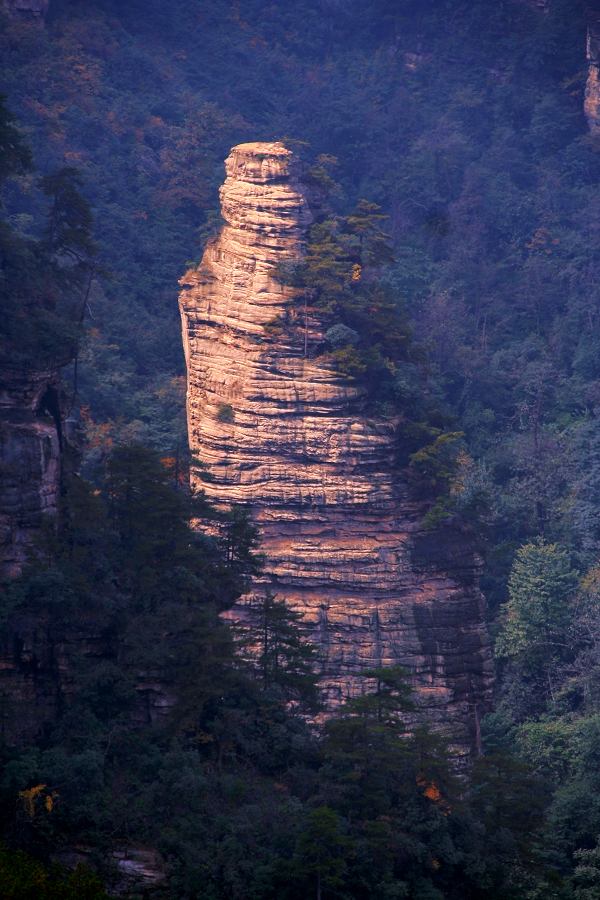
0, 369, 62, 579
180, 141, 493, 760
586, 10, 600, 135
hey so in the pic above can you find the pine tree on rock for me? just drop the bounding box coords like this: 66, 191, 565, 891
237, 590, 320, 711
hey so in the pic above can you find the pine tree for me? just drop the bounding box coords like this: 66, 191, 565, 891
293, 806, 349, 900
343, 198, 394, 268
237, 590, 320, 711
219, 504, 263, 590
104, 444, 243, 609
345, 664, 415, 724
317, 667, 456, 894
40, 167, 96, 268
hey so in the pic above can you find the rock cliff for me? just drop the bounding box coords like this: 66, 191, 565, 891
179, 141, 493, 759
0, 367, 64, 578
0, 365, 81, 741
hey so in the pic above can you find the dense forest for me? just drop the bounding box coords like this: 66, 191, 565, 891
4, 0, 600, 896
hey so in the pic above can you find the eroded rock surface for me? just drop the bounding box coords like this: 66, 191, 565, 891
0, 368, 63, 578
180, 141, 493, 759
0, 366, 179, 743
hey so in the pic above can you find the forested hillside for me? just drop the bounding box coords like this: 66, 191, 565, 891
4, 0, 600, 896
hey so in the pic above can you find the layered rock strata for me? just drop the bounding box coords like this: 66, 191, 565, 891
180, 141, 493, 759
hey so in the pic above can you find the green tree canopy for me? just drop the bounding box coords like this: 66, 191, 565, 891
496, 539, 578, 701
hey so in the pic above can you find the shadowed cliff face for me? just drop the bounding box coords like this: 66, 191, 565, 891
179, 141, 493, 760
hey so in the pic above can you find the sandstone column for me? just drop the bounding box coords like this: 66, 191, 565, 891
179, 141, 493, 760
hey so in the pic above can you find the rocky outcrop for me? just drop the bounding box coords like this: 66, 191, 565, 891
179, 141, 493, 760
0, 610, 105, 745
0, 368, 64, 579
586, 9, 600, 135
0, 365, 98, 742
0, 362, 178, 743
55, 845, 166, 896
0, 609, 178, 747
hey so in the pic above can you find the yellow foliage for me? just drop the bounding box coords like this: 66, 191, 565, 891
19, 784, 46, 818
18, 784, 58, 818
351, 263, 362, 281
